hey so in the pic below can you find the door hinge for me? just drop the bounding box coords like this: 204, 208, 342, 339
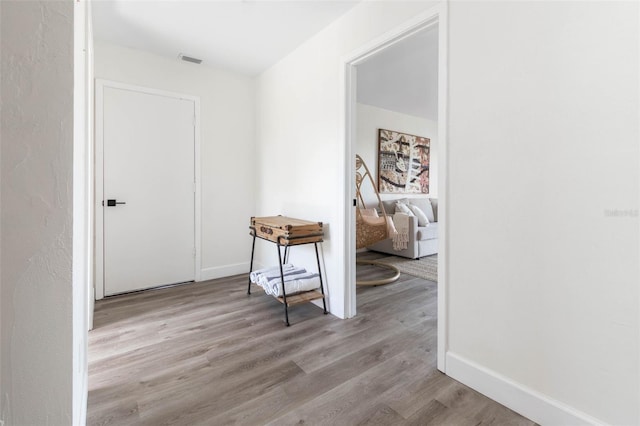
193, 182, 196, 193
193, 247, 196, 258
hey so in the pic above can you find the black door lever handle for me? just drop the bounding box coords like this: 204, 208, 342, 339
105, 199, 126, 207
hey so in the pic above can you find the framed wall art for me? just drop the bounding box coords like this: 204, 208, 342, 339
377, 128, 430, 194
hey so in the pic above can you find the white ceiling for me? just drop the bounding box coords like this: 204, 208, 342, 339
357, 25, 439, 120
92, 1, 438, 119
92, 0, 359, 76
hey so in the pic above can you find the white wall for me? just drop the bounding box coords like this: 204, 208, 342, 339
446, 2, 639, 425
256, 0, 639, 424
0, 0, 3, 416
355, 102, 438, 207
255, 0, 438, 318
1, 0, 3, 414
93, 41, 256, 282
1, 1, 75, 424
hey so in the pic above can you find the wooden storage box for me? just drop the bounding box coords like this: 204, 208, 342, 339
250, 216, 323, 245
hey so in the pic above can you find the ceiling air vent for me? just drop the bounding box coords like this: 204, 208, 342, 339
178, 54, 202, 64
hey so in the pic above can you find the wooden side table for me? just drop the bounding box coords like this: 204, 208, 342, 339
248, 216, 327, 326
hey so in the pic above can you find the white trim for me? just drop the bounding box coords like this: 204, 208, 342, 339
94, 79, 201, 299
95, 80, 105, 300
637, 2, 640, 419
343, 11, 439, 68
95, 79, 199, 103
72, 2, 89, 425
446, 352, 608, 426
193, 98, 202, 282
340, 3, 449, 370
436, 1, 449, 374
338, 60, 357, 318
201, 262, 252, 281
87, 0, 95, 331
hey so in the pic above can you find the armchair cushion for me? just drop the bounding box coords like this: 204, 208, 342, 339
407, 204, 430, 226
360, 208, 379, 217
407, 198, 435, 223
394, 202, 414, 216
381, 198, 408, 216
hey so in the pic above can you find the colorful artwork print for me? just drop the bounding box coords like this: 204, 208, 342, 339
378, 128, 430, 194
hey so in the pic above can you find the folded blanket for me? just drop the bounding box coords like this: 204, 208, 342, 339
249, 264, 295, 283
393, 213, 409, 250
385, 215, 398, 237
257, 267, 307, 287
265, 272, 321, 297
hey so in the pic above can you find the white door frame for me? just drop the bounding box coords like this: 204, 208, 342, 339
340, 3, 449, 372
94, 79, 202, 300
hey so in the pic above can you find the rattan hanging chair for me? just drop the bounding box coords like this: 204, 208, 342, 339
355, 154, 400, 286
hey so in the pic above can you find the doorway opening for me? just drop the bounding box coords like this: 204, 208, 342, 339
342, 5, 448, 371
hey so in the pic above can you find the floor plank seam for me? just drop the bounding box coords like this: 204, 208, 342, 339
87, 266, 536, 426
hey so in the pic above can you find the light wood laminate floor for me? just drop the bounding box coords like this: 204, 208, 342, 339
88, 258, 535, 425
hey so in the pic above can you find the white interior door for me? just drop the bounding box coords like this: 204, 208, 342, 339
103, 86, 195, 296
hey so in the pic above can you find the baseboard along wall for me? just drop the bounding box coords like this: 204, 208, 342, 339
445, 352, 608, 426
200, 262, 259, 282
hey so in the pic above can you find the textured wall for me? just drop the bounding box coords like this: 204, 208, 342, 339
1, 1, 75, 424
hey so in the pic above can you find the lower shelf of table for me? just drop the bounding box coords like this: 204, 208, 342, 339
276, 290, 324, 307
253, 286, 324, 307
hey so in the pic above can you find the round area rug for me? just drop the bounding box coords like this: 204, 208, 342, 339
374, 254, 437, 282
